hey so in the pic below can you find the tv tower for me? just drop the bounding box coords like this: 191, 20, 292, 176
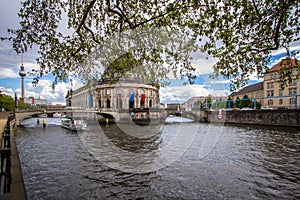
19, 55, 26, 102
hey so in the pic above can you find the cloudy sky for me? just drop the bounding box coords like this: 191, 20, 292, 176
0, 0, 299, 105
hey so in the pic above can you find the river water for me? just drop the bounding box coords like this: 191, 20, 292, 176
15, 117, 300, 199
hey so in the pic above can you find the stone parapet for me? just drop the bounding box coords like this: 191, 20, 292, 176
208, 109, 300, 127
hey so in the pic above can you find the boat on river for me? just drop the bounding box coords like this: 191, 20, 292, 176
53, 112, 66, 118
61, 116, 87, 131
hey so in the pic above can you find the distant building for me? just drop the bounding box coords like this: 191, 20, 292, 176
23, 96, 48, 106
229, 58, 300, 109
263, 58, 299, 108
166, 103, 181, 111
182, 96, 206, 111
229, 82, 263, 101
182, 95, 227, 110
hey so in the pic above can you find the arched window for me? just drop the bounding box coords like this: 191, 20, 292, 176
290, 98, 296, 104
268, 100, 273, 105
106, 99, 111, 108
98, 97, 102, 108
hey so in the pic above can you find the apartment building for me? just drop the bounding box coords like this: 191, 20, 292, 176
229, 58, 299, 109
263, 58, 299, 108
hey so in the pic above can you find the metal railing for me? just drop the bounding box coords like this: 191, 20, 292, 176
0, 116, 14, 194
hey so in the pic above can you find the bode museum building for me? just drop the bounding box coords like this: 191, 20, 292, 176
65, 69, 160, 112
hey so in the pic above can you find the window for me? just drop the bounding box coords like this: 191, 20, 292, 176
293, 79, 297, 86
106, 89, 110, 95
267, 90, 274, 96
268, 100, 273, 105
290, 98, 296, 104
271, 73, 275, 80
279, 99, 283, 105
289, 88, 297, 96
288, 80, 297, 86
279, 89, 283, 96
267, 82, 274, 89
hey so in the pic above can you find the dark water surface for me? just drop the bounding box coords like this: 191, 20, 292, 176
16, 118, 300, 199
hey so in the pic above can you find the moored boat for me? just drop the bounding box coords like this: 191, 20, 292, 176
53, 112, 66, 118
61, 117, 85, 131
39, 113, 48, 118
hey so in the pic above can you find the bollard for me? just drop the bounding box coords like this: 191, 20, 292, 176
105, 118, 109, 124
43, 120, 46, 127
37, 118, 40, 124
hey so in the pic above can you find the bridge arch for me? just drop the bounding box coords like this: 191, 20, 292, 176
97, 112, 119, 123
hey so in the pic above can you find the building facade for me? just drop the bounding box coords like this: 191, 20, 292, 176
182, 96, 227, 110
67, 70, 159, 111
229, 82, 263, 106
263, 58, 300, 108
229, 58, 299, 109
23, 96, 48, 106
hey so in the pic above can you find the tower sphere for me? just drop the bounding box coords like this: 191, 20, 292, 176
19, 65, 26, 77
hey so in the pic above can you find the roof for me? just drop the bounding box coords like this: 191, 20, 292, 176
269, 58, 298, 72
229, 82, 263, 96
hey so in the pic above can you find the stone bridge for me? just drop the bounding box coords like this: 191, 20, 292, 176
164, 109, 208, 122
14, 107, 99, 125
14, 107, 209, 125
97, 108, 208, 123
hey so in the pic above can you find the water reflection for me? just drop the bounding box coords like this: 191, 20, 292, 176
100, 123, 162, 153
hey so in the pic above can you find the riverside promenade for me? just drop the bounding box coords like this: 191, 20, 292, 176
0, 112, 27, 200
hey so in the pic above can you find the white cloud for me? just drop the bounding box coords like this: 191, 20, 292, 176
0, 86, 15, 97
24, 78, 84, 105
24, 80, 67, 104
159, 84, 229, 104
207, 79, 231, 84
270, 43, 300, 57
0, 68, 18, 78
22, 62, 39, 75
191, 50, 218, 74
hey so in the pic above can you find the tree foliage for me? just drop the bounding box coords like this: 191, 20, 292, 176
2, 0, 300, 90
241, 94, 251, 108
0, 94, 15, 111
227, 97, 234, 108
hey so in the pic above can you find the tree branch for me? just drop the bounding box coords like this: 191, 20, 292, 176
251, 0, 262, 20
76, 0, 97, 33
83, 24, 101, 44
